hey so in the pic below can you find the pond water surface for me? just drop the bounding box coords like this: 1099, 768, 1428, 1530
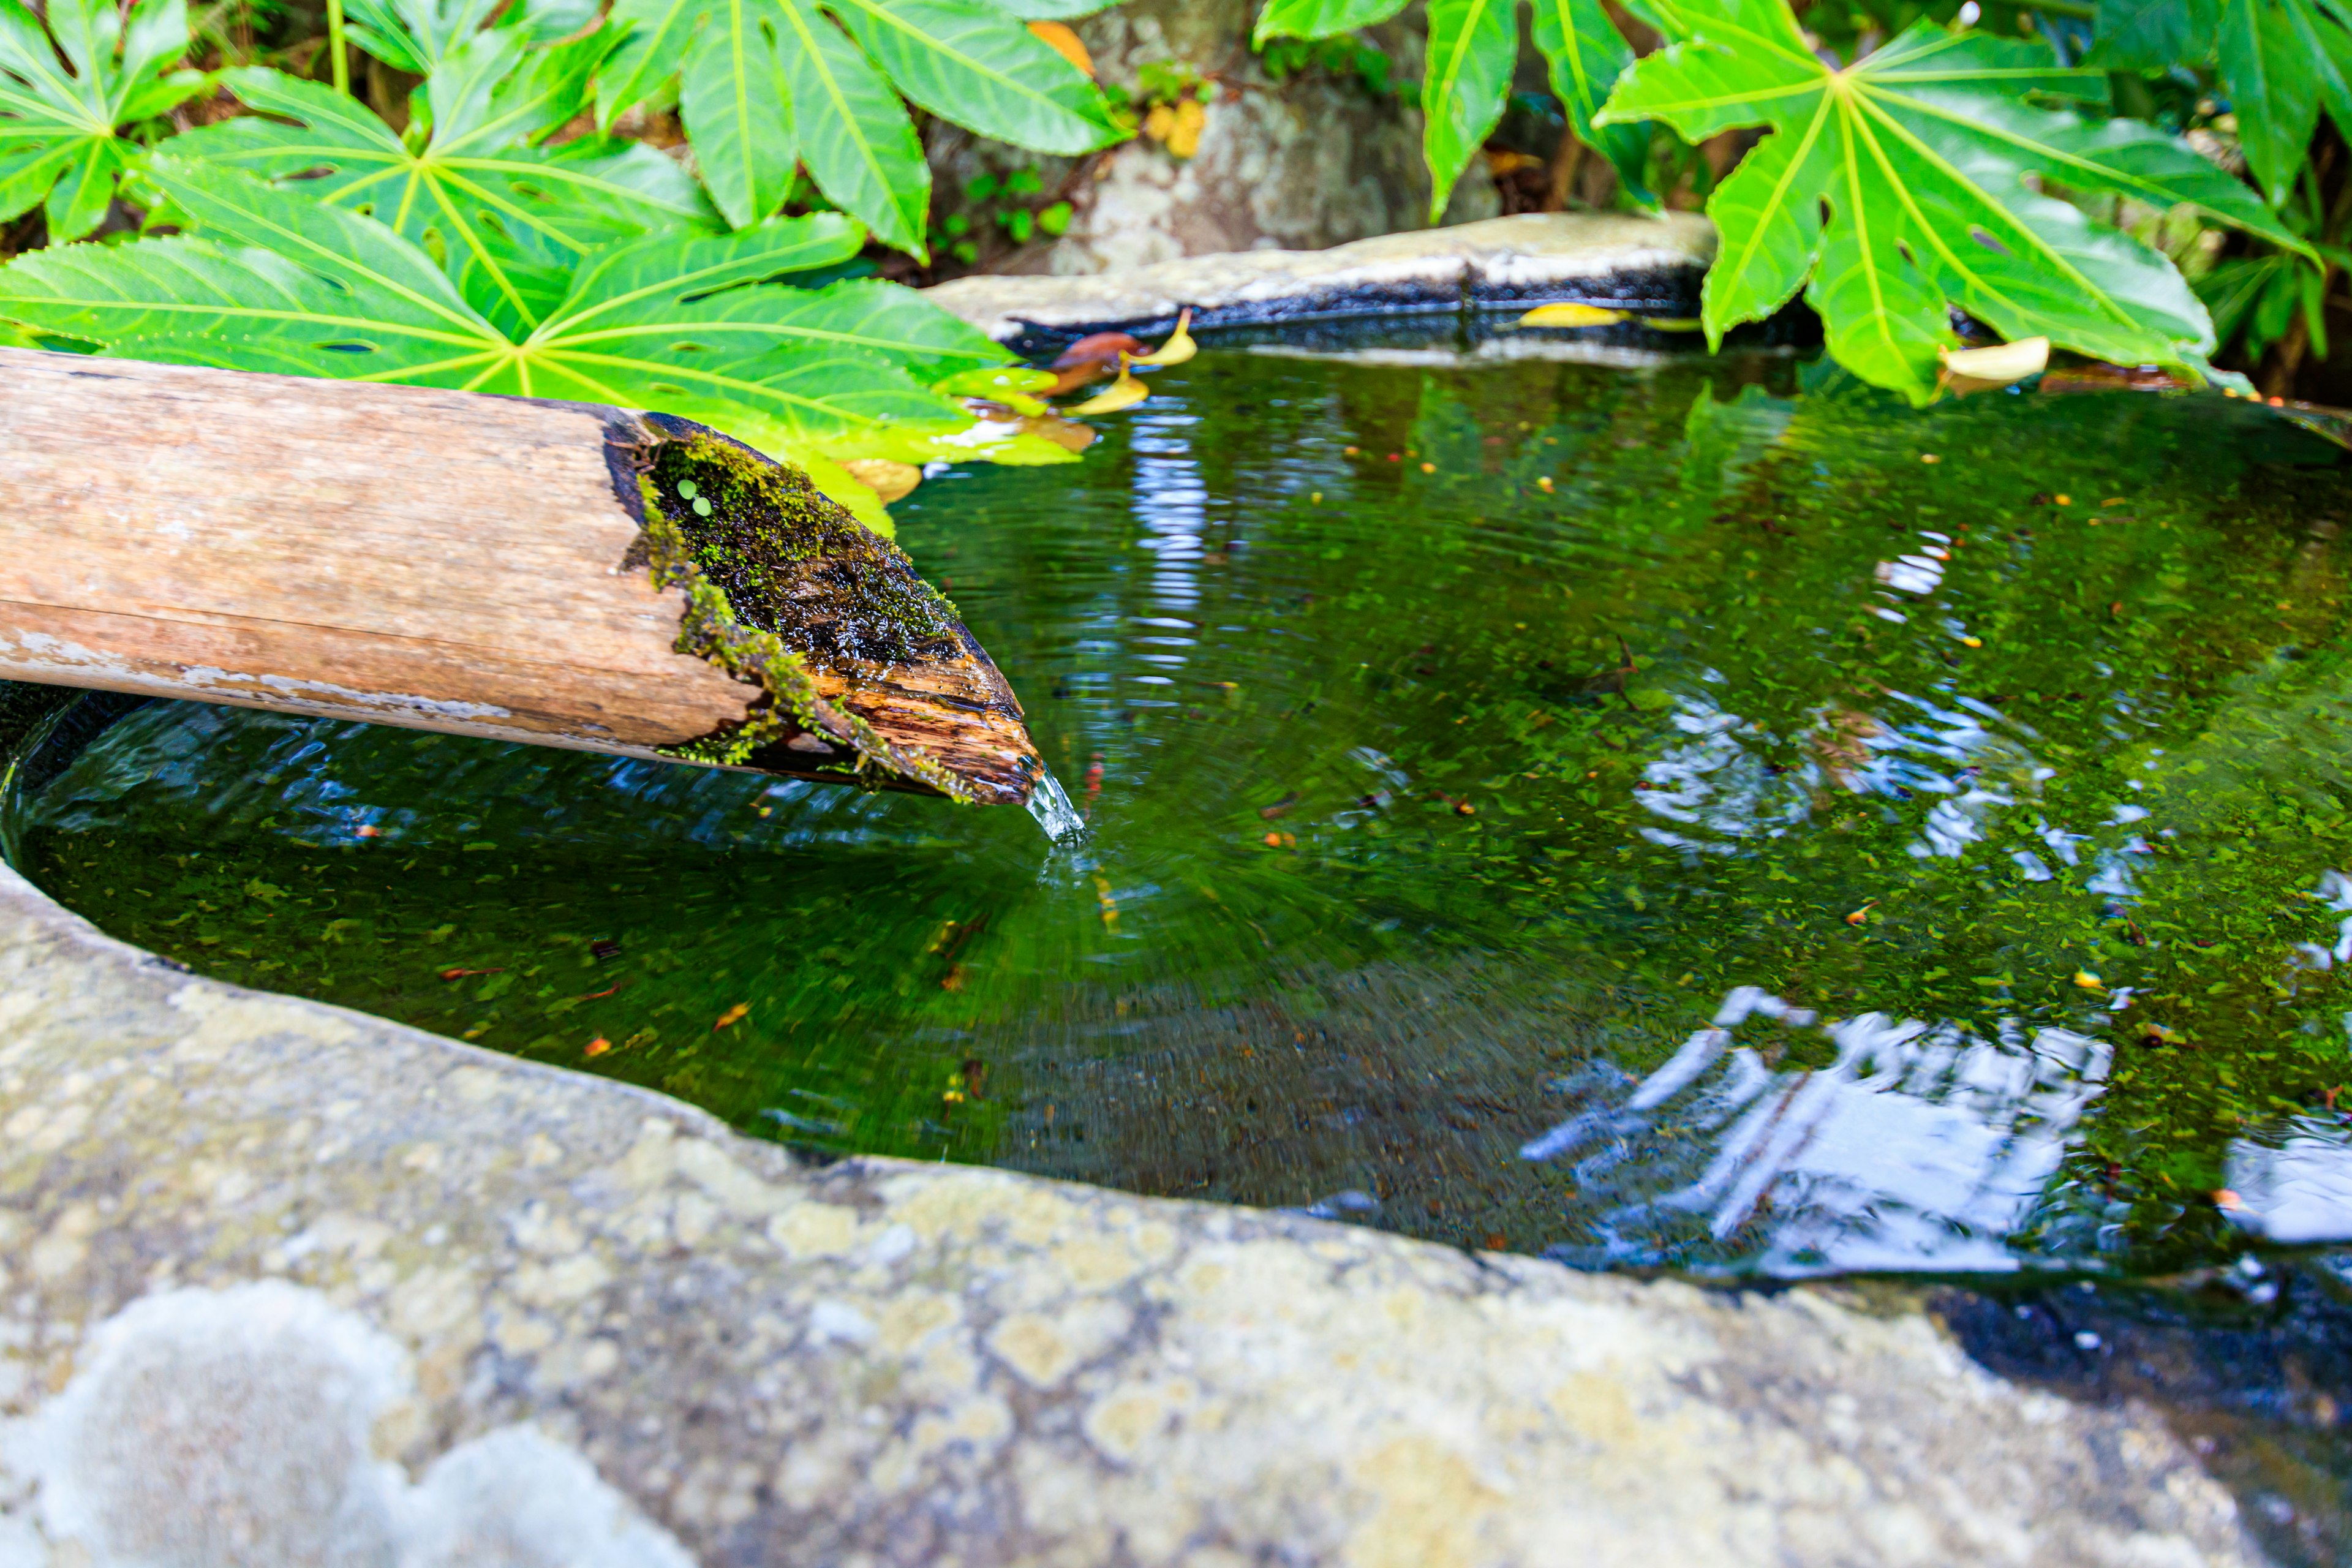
10, 343, 2352, 1281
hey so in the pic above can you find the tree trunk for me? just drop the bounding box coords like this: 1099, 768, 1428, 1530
0, 349, 1042, 806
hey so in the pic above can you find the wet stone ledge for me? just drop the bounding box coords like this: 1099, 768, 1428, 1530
0, 859, 2269, 1566
923, 212, 1719, 358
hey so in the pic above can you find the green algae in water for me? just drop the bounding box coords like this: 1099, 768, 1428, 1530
9, 347, 2352, 1279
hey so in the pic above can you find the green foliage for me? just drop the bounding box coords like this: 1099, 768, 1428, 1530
0, 0, 1118, 523
3, 159, 1007, 460
1255, 0, 1653, 217
1600, 4, 2301, 403
594, 0, 1123, 251
0, 0, 209, 239
174, 61, 710, 338
1257, 32, 1394, 96
2091, 0, 2352, 208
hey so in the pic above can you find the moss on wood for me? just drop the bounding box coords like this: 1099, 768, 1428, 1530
625, 423, 976, 802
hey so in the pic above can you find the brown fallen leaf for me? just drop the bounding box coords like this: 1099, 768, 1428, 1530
1051, 331, 1145, 371
842, 458, 921, 505
440, 967, 505, 980
1258, 791, 1300, 820
714, 1002, 750, 1031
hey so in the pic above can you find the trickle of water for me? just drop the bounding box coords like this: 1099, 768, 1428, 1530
1024, 766, 1087, 843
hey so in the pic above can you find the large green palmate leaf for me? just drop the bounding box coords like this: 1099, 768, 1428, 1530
597, 0, 1122, 250
0, 160, 1041, 519
2094, 0, 2352, 208
1599, 5, 2308, 403
0, 0, 207, 239
172, 56, 712, 342
1254, 0, 1653, 217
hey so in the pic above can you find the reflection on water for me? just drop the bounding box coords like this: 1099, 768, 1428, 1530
8, 345, 2352, 1278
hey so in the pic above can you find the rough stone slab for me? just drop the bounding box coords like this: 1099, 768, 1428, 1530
924, 212, 1717, 348
0, 860, 2264, 1566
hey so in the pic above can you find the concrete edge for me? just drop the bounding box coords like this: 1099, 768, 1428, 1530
922, 211, 1718, 352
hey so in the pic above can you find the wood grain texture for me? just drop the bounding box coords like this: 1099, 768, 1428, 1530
0, 350, 1041, 801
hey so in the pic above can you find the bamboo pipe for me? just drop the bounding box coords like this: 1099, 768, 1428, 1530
0, 349, 1042, 805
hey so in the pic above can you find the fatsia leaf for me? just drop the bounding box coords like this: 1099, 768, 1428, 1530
1529, 0, 1653, 206
1421, 0, 1517, 221
1600, 7, 2307, 403
598, 0, 1121, 249
0, 160, 1009, 489
2220, 0, 2324, 206
175, 63, 711, 339
775, 0, 927, 251
826, 0, 1120, 153
676, 0, 798, 227
0, 0, 206, 239
1251, 0, 1409, 45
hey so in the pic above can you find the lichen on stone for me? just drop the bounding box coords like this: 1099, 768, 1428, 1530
624, 423, 974, 802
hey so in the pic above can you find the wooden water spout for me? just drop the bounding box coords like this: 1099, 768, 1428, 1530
0, 349, 1041, 805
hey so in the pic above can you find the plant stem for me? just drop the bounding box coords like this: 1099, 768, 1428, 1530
326, 0, 348, 94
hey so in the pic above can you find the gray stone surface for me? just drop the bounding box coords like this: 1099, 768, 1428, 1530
925, 0, 1491, 279
923, 211, 1716, 344
0, 858, 2272, 1566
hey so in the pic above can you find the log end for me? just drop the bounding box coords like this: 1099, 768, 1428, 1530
615, 417, 1042, 807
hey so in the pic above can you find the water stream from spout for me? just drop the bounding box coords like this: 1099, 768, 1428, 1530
1024, 766, 1087, 843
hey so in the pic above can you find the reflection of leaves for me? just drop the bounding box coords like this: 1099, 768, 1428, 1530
0, 0, 208, 238
1602, 6, 2304, 402
1681, 382, 1792, 510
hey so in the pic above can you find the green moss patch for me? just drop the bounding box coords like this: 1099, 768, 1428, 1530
624, 421, 973, 802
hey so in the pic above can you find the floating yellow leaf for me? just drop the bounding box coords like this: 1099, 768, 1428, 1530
1027, 20, 1092, 76
1129, 306, 1195, 367
1065, 358, 1150, 416
2073, 969, 2105, 992
714, 1002, 750, 1031
1520, 303, 1627, 328
1940, 336, 2049, 390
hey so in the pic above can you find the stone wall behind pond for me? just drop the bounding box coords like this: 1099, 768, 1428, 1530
927, 0, 1499, 278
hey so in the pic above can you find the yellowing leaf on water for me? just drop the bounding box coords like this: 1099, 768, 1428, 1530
1940, 336, 2051, 390
1520, 303, 1627, 328
714, 1003, 750, 1031
1066, 358, 1150, 416
1027, 20, 1093, 77
2073, 970, 2105, 992
842, 459, 922, 505
1130, 306, 1196, 367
